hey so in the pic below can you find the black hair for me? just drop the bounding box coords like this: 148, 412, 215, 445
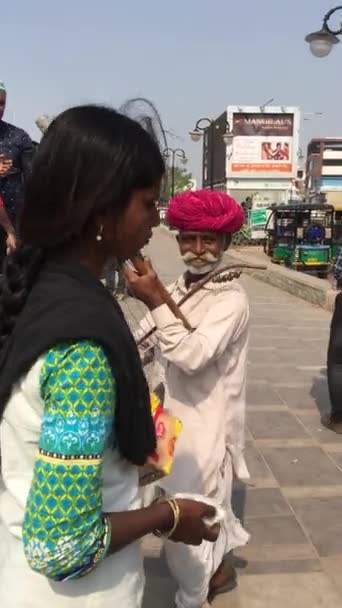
22, 104, 165, 246
0, 104, 165, 346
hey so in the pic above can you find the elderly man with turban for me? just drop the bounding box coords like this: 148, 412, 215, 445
126, 189, 250, 608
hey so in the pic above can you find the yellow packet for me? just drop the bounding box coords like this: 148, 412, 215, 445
139, 391, 182, 486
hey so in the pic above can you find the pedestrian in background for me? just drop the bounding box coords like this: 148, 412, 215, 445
334, 247, 342, 290
0, 193, 16, 253
0, 81, 34, 260
325, 292, 342, 434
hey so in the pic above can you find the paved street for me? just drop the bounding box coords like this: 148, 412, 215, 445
139, 229, 342, 607
1, 228, 342, 607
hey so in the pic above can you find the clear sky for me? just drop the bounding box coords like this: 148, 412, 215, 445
2, 0, 342, 180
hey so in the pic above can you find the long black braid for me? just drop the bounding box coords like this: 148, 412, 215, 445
0, 247, 45, 349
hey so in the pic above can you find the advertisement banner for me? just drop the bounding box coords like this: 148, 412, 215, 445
249, 195, 273, 239
231, 113, 294, 176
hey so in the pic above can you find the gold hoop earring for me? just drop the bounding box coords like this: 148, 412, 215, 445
96, 225, 104, 242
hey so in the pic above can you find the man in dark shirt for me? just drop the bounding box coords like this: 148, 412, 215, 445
325, 293, 342, 433
334, 247, 342, 290
0, 81, 34, 256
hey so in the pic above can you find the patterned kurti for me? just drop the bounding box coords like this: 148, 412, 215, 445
0, 339, 144, 608
22, 341, 115, 580
0, 120, 34, 224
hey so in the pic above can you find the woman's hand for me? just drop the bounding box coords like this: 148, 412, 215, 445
105, 497, 220, 555
171, 499, 220, 545
162, 499, 220, 546
124, 257, 164, 310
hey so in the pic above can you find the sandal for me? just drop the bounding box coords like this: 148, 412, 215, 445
208, 561, 237, 603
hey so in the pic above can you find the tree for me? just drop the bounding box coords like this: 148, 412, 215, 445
161, 164, 194, 203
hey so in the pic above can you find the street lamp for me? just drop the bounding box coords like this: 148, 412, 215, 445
163, 147, 187, 197
305, 6, 342, 57
189, 118, 234, 189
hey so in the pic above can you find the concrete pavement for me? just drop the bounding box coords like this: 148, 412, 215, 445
160, 224, 337, 312
1, 228, 342, 607
139, 229, 342, 607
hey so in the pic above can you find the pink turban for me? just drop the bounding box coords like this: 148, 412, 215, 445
166, 190, 244, 234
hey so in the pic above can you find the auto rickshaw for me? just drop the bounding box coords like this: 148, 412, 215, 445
264, 203, 334, 277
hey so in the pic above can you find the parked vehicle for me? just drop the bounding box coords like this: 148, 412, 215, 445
264, 203, 334, 277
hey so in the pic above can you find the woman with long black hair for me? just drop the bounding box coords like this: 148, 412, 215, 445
0, 105, 218, 608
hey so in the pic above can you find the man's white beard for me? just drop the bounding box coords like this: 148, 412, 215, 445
181, 251, 222, 275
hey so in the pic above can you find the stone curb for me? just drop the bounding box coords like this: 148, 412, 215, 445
158, 225, 336, 313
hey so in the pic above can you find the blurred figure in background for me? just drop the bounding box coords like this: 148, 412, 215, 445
325, 291, 342, 434
334, 247, 342, 290
0, 81, 34, 260
0, 193, 16, 253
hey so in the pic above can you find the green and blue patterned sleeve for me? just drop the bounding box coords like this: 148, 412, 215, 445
22, 340, 115, 581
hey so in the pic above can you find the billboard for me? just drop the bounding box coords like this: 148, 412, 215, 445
227, 107, 299, 179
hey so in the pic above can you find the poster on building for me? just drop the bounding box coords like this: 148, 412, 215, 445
250, 208, 268, 227
249, 194, 273, 239
231, 113, 294, 176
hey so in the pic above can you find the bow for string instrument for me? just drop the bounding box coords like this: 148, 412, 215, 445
134, 259, 267, 348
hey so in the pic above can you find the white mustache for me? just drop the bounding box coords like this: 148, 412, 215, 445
181, 252, 219, 265
181, 251, 222, 275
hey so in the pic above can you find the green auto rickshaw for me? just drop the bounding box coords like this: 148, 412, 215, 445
264, 203, 334, 277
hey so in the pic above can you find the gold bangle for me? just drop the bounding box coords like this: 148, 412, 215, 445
166, 498, 180, 539
153, 497, 180, 539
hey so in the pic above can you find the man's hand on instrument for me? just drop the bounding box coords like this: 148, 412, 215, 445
0, 155, 13, 176
124, 257, 165, 310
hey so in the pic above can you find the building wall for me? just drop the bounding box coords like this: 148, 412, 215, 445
322, 147, 342, 181
323, 150, 342, 159
325, 191, 342, 205
306, 139, 342, 196
321, 167, 342, 176
229, 188, 287, 205
202, 111, 227, 189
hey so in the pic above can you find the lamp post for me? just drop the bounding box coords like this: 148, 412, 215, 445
305, 6, 342, 57
163, 148, 187, 198
189, 118, 234, 189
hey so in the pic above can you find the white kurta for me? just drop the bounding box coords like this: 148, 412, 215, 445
138, 274, 250, 608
